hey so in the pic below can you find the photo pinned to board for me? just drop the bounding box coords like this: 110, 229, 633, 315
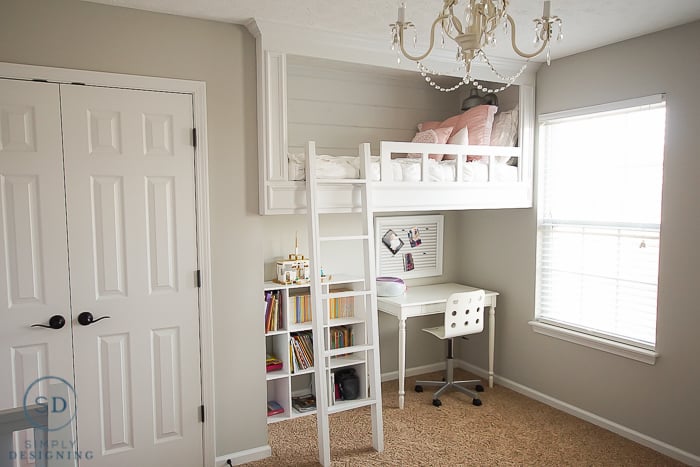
403, 253, 415, 271
408, 227, 422, 247
382, 229, 404, 255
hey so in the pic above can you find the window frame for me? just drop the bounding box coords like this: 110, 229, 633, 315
531, 94, 665, 364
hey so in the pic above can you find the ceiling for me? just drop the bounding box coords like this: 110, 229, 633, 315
83, 0, 700, 62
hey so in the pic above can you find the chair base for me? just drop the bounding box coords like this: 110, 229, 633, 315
415, 356, 484, 406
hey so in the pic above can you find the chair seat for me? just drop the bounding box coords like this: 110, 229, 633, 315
422, 325, 448, 340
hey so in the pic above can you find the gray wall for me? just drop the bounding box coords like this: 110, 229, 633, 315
5, 0, 698, 460
456, 21, 700, 457
0, 0, 266, 457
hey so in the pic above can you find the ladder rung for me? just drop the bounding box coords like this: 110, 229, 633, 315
319, 235, 369, 242
322, 289, 370, 300
325, 344, 374, 357
314, 178, 368, 185
328, 397, 377, 414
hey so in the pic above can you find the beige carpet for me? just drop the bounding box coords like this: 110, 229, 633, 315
246, 370, 686, 466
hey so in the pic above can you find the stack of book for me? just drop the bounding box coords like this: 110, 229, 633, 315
289, 332, 313, 372
267, 400, 284, 416
329, 326, 354, 350
266, 353, 282, 372
264, 290, 283, 332
291, 394, 316, 413
289, 293, 311, 324
329, 290, 354, 319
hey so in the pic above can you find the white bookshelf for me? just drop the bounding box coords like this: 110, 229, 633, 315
263, 274, 369, 423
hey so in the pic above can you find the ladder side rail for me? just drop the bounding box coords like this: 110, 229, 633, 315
305, 141, 332, 467
359, 142, 385, 452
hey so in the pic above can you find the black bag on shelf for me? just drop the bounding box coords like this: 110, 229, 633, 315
335, 368, 359, 400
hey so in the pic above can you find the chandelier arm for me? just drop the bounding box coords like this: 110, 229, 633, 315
506, 15, 549, 59
397, 15, 452, 63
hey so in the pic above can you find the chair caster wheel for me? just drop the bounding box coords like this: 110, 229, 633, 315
414, 385, 423, 393
475, 384, 484, 392
432, 399, 442, 407
472, 398, 482, 406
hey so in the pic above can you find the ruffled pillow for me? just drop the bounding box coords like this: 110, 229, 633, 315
407, 126, 453, 161
416, 105, 498, 161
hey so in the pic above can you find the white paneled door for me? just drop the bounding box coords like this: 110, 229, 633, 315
0, 79, 76, 467
0, 79, 204, 466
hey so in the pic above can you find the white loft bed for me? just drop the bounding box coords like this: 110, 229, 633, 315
263, 140, 532, 214
253, 48, 536, 215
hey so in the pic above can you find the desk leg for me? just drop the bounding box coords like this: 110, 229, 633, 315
488, 306, 495, 388
398, 318, 406, 409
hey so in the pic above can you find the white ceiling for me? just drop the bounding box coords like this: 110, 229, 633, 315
83, 0, 700, 62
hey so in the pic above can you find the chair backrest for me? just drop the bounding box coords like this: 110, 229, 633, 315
443, 290, 485, 339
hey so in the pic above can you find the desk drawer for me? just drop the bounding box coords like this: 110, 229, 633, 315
422, 303, 445, 315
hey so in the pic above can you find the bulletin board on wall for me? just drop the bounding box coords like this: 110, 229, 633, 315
375, 215, 444, 279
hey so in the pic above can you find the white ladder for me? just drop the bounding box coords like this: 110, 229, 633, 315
305, 141, 384, 466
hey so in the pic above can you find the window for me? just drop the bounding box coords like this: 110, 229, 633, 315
533, 95, 666, 362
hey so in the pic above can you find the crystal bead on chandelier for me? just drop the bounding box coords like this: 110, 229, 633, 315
390, 0, 563, 93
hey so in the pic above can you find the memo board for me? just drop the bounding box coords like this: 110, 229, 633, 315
375, 215, 444, 280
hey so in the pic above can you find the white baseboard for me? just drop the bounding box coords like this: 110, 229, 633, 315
454, 360, 700, 467
381, 361, 445, 382
215, 445, 272, 466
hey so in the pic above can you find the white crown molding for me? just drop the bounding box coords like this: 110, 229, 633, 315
246, 19, 536, 86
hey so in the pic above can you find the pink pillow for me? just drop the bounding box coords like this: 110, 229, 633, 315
417, 105, 498, 161
408, 127, 453, 161
417, 121, 441, 132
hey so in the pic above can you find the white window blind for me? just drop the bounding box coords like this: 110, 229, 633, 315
536, 96, 666, 350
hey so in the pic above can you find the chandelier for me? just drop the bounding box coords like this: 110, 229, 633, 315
390, 0, 563, 93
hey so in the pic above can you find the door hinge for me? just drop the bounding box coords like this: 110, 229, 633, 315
195, 270, 201, 288
199, 404, 205, 423
192, 128, 197, 148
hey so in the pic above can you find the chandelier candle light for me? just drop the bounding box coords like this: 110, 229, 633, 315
390, 0, 563, 92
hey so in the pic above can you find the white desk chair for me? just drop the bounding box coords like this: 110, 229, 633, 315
415, 290, 485, 407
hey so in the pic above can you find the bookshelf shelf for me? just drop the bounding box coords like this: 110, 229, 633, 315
290, 409, 317, 418
266, 371, 289, 381
263, 276, 366, 424
291, 367, 315, 376
329, 355, 366, 369
326, 317, 365, 327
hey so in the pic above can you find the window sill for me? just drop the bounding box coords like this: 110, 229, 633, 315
528, 321, 658, 365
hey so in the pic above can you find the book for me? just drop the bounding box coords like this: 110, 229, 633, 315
267, 400, 284, 416
264, 290, 283, 333
266, 353, 283, 372
291, 394, 316, 413
290, 331, 314, 372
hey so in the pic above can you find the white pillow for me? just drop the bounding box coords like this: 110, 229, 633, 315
442, 126, 469, 160
490, 106, 519, 163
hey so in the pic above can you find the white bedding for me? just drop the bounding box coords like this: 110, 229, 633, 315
288, 153, 517, 183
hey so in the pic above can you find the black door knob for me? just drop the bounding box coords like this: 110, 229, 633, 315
31, 315, 66, 330
77, 311, 111, 326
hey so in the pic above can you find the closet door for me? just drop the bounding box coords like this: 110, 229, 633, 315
0, 79, 76, 464
60, 85, 203, 466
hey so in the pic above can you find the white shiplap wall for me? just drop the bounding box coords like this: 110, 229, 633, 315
286, 55, 458, 157
286, 55, 521, 158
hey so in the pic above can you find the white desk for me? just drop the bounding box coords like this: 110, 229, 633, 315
377, 283, 498, 409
